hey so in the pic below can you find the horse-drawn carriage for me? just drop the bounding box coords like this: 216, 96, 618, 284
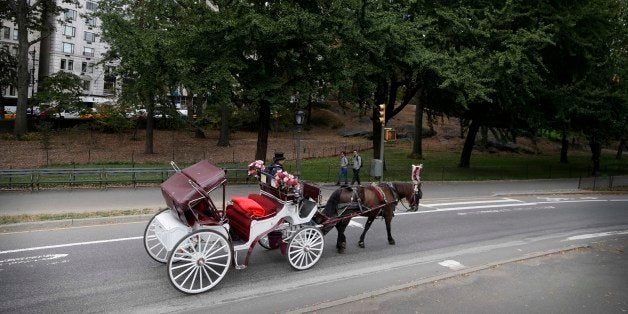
144, 160, 422, 294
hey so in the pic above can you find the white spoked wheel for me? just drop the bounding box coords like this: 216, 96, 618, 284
167, 230, 232, 294
287, 227, 324, 270
143, 209, 170, 263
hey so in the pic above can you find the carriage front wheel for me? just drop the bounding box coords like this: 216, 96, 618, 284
143, 208, 171, 263
287, 227, 324, 270
167, 229, 232, 294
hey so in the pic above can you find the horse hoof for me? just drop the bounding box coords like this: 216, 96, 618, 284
358, 241, 365, 248
388, 239, 396, 245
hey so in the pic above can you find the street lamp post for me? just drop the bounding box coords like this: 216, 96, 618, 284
295, 110, 305, 178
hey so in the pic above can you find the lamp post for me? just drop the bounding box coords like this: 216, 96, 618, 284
295, 110, 305, 178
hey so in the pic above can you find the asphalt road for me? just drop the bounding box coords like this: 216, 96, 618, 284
0, 192, 627, 313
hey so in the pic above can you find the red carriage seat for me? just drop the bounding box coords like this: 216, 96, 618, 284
226, 194, 280, 241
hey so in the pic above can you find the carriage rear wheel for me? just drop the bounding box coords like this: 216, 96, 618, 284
167, 229, 232, 294
143, 208, 170, 263
287, 227, 324, 270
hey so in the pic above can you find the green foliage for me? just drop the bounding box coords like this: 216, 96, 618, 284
0, 45, 17, 95
33, 71, 84, 114
95, 104, 133, 134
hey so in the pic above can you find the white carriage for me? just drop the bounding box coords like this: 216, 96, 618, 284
143, 160, 324, 294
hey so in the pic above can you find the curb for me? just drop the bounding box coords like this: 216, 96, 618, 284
0, 214, 153, 233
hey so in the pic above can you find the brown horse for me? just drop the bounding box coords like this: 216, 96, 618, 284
322, 182, 420, 253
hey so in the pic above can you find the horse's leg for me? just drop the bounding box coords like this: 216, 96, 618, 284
385, 208, 395, 245
358, 216, 375, 248
335, 220, 348, 254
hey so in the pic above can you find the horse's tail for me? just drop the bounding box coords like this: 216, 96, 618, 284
324, 188, 343, 217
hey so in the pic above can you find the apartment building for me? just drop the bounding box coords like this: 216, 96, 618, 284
1, 0, 116, 109
0, 23, 40, 106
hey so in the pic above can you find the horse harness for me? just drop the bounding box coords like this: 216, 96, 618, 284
336, 184, 398, 217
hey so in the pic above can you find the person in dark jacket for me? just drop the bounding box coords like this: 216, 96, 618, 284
351, 150, 362, 185
267, 152, 286, 175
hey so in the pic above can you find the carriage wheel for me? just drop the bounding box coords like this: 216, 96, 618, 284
287, 227, 324, 270
167, 230, 232, 294
143, 208, 170, 263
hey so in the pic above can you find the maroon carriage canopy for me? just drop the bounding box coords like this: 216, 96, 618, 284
160, 160, 226, 212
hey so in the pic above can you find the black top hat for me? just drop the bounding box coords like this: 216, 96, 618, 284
273, 152, 286, 162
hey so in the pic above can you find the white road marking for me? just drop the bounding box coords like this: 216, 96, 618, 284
564, 230, 628, 241
0, 236, 142, 255
457, 206, 555, 215
0, 254, 68, 266
421, 199, 522, 207
438, 259, 466, 270
410, 202, 539, 214
348, 220, 364, 229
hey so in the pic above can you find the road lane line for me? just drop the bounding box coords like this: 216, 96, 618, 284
348, 220, 364, 229
421, 199, 522, 207
398, 202, 539, 214
564, 230, 628, 241
0, 254, 68, 266
0, 236, 142, 255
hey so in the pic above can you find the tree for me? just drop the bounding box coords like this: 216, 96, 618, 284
539, 0, 627, 174
98, 0, 181, 154
33, 71, 83, 116
0, 45, 17, 108
1, 0, 74, 138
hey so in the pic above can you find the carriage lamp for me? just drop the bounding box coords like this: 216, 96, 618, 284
295, 110, 305, 178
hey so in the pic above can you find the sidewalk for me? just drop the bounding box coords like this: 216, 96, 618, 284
0, 179, 587, 216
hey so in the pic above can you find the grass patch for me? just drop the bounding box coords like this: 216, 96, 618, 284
0, 208, 161, 225
281, 146, 627, 182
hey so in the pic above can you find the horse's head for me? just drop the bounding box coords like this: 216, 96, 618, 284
392, 182, 420, 210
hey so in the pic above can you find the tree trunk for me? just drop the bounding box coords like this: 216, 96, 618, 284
14, 0, 30, 138
144, 96, 155, 154
194, 95, 206, 139
255, 99, 271, 162
616, 138, 624, 160
560, 128, 569, 164
459, 118, 481, 168
589, 136, 601, 176
411, 94, 423, 158
217, 101, 230, 147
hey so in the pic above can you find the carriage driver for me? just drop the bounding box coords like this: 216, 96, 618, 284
267, 152, 286, 175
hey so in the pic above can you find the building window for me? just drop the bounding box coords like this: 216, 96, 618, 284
64, 9, 77, 21
12, 29, 18, 40
60, 59, 66, 70
2, 27, 9, 39
9, 86, 16, 96
82, 80, 90, 91
86, 1, 98, 11
11, 46, 18, 56
81, 61, 87, 73
84, 31, 95, 43
68, 59, 74, 71
83, 47, 94, 57
63, 25, 75, 37
62, 42, 74, 54
88, 63, 94, 73
86, 17, 97, 28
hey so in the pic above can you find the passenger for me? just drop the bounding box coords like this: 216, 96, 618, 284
267, 152, 286, 175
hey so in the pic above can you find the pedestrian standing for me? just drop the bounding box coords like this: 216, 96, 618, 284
351, 150, 362, 185
336, 151, 349, 185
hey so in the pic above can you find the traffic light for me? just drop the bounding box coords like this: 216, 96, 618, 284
378, 104, 386, 125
